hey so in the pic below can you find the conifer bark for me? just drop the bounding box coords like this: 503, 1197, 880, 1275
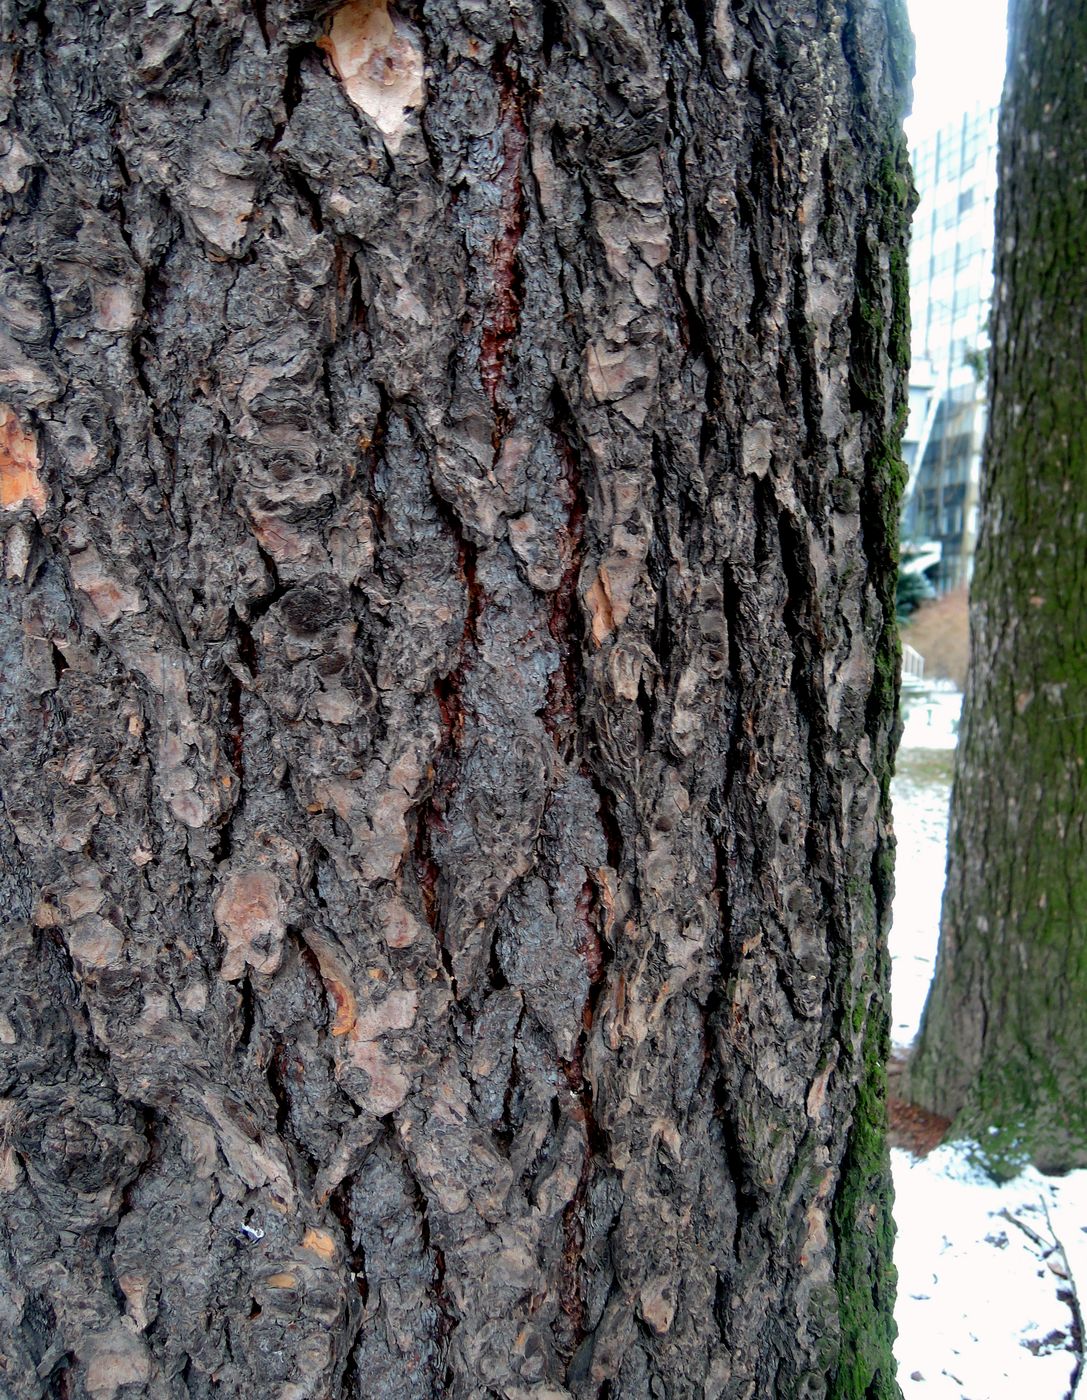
910, 0, 1087, 1178
0, 0, 910, 1394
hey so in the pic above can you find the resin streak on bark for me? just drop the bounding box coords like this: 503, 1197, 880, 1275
480, 67, 528, 416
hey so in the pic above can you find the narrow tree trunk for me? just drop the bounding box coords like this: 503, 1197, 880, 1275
0, 1, 910, 1394
910, 0, 1087, 1180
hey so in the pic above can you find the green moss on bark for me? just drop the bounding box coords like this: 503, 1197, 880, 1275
830, 999, 898, 1400
830, 7, 914, 1388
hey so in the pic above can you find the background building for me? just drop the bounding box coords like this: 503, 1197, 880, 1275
901, 104, 999, 593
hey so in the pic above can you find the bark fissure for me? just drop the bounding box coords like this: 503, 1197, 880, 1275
480, 52, 529, 431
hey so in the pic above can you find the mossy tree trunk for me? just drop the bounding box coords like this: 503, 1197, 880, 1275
910, 0, 1087, 1177
0, 0, 910, 1394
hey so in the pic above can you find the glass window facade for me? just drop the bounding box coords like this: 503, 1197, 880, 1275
902, 104, 999, 593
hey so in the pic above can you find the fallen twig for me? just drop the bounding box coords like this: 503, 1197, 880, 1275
1039, 1196, 1085, 1399
997, 1202, 1085, 1397
998, 1206, 1048, 1252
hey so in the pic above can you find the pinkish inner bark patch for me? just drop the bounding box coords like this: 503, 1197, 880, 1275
319, 0, 424, 154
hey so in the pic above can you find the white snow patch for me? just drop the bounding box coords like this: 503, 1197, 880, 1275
889, 728, 956, 1046
893, 1143, 1086, 1398
899, 687, 962, 750
890, 705, 1087, 1398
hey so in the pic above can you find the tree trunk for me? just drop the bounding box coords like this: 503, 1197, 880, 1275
909, 0, 1087, 1179
0, 1, 910, 1395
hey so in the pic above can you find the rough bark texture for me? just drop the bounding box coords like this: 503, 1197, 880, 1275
0, 0, 910, 1395
909, 0, 1087, 1180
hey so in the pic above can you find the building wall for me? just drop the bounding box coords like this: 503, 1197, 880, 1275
903, 105, 998, 592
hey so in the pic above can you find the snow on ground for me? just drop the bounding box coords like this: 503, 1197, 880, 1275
893, 1144, 1085, 1399
889, 689, 1087, 1398
899, 687, 963, 753
889, 740, 954, 1047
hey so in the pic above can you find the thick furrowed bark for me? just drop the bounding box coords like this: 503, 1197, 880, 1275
0, 1, 909, 1395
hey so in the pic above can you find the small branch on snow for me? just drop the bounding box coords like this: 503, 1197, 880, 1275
997, 1206, 1048, 1252
998, 1202, 1085, 1397
1039, 1196, 1085, 1399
